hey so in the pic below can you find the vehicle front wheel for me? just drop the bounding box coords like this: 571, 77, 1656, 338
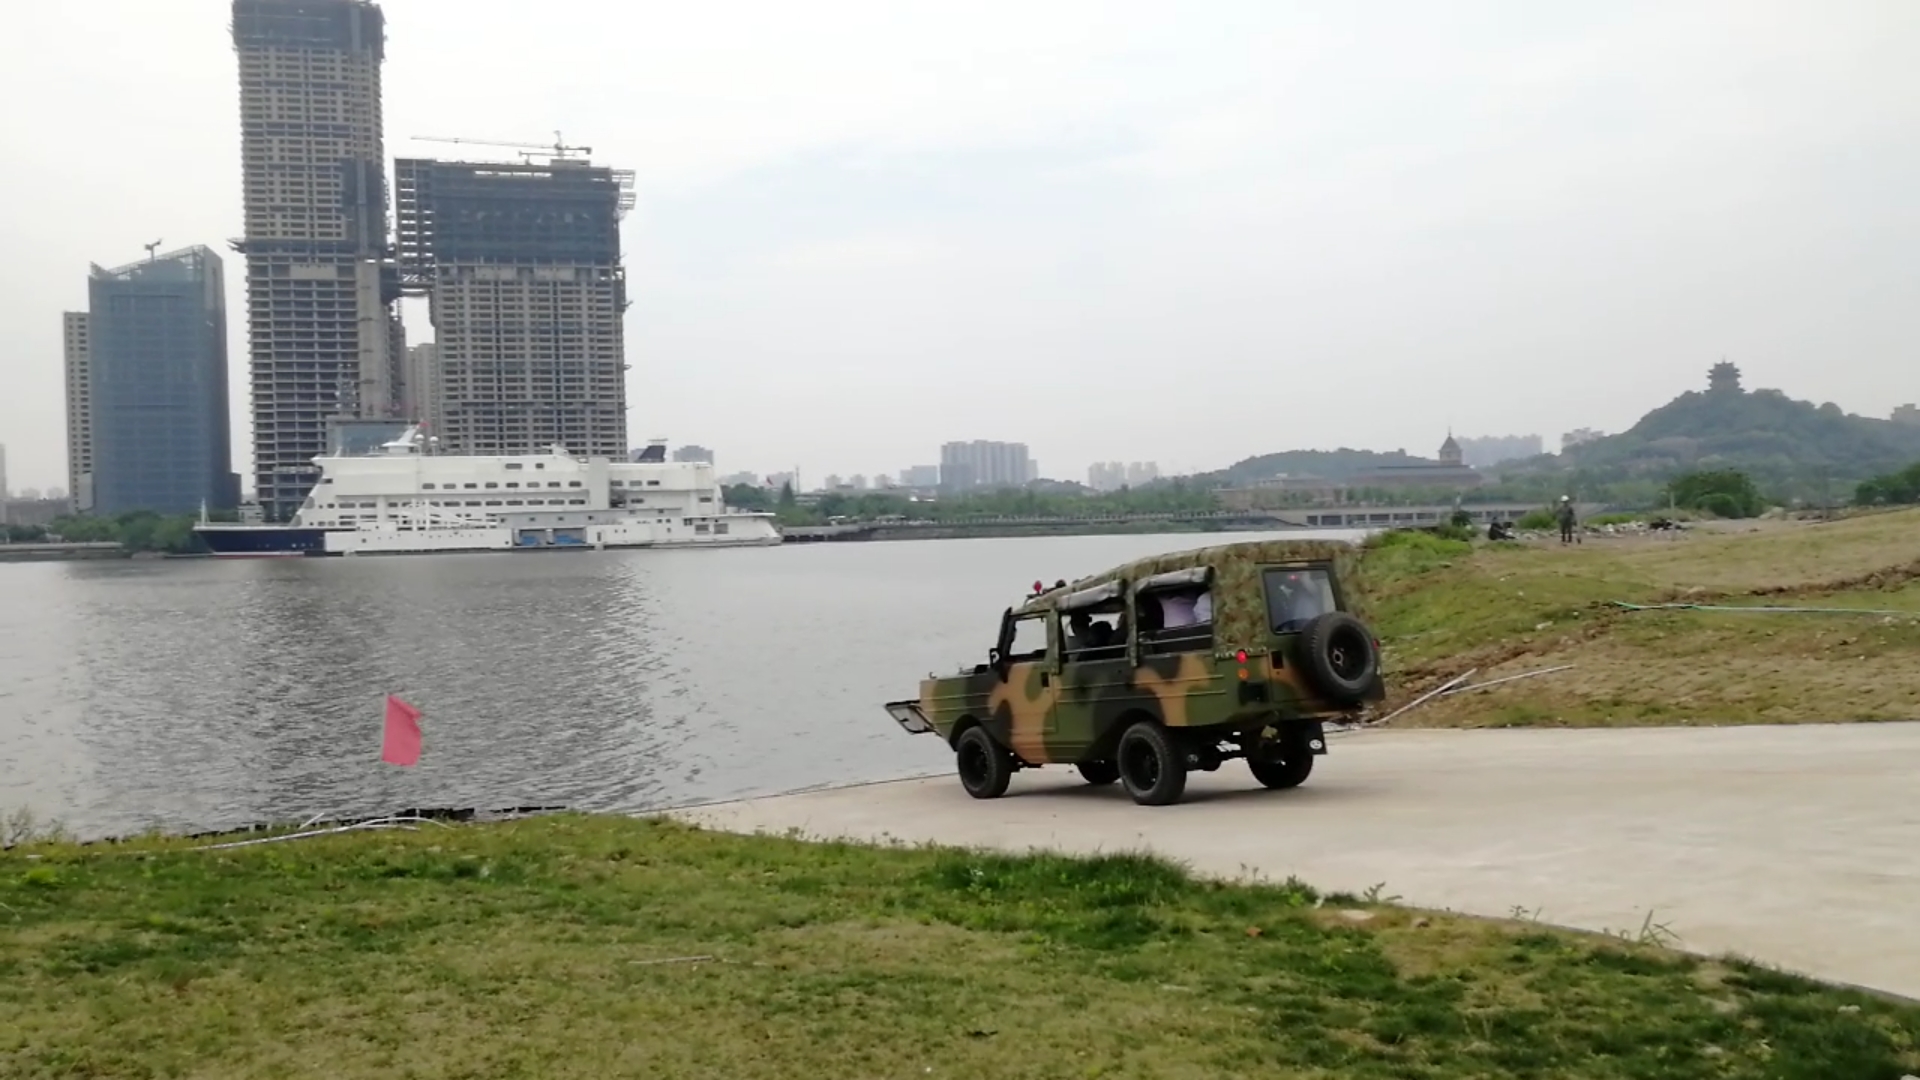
955, 726, 1013, 799
1075, 759, 1119, 786
1117, 720, 1188, 806
1248, 752, 1314, 790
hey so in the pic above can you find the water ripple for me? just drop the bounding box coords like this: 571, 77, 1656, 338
0, 530, 1360, 838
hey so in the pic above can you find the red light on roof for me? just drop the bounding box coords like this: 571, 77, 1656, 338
1235, 650, 1248, 664
1033, 580, 1043, 593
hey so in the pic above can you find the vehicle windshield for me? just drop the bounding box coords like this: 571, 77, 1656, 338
1263, 567, 1336, 633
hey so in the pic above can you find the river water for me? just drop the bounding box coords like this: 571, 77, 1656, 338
0, 529, 1365, 839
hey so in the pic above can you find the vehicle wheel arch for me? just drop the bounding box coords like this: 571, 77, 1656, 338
1087, 706, 1160, 761
947, 715, 981, 749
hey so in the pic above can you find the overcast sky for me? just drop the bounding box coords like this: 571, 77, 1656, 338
2, 0, 1916, 493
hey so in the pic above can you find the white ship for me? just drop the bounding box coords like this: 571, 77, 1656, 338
194, 427, 782, 557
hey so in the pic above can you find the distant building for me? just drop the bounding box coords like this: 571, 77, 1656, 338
1026, 460, 1040, 483
0, 443, 7, 507
822, 474, 843, 490
1708, 360, 1743, 393
233, 0, 399, 520
1455, 434, 1543, 469
62, 311, 93, 508
1893, 404, 1919, 427
1088, 460, 1160, 492
900, 464, 939, 488
84, 245, 240, 515
719, 470, 760, 488
395, 153, 636, 457
402, 343, 442, 433
1561, 428, 1605, 451
940, 440, 1030, 492
848, 474, 868, 490
672, 445, 714, 464
1344, 434, 1483, 491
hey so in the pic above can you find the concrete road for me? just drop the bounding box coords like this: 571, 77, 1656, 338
670, 722, 1920, 1000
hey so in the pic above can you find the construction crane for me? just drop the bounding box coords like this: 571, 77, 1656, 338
408, 130, 591, 162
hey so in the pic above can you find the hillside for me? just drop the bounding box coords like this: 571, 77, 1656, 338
1200, 447, 1438, 487
1522, 364, 1920, 495
1359, 508, 1920, 727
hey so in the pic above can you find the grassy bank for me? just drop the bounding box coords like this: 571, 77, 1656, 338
1362, 508, 1920, 726
4, 814, 1916, 1079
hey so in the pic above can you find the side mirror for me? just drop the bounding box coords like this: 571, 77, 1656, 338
988, 647, 1008, 681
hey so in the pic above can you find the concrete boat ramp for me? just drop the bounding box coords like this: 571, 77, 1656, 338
669, 722, 1920, 1001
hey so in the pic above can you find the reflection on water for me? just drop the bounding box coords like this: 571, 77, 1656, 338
0, 529, 1362, 839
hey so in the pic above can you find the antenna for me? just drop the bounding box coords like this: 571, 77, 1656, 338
144, 239, 162, 261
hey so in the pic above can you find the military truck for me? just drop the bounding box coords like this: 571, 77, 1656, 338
884, 539, 1385, 806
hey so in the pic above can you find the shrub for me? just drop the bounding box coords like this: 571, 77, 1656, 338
1666, 469, 1768, 518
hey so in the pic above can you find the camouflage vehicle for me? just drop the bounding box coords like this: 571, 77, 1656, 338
884, 538, 1386, 806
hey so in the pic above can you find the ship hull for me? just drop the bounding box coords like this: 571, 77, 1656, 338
195, 526, 338, 557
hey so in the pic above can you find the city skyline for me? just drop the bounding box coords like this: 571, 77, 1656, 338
3, 1, 1918, 492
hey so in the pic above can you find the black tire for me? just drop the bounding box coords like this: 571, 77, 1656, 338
1299, 612, 1380, 705
1076, 760, 1120, 786
954, 726, 1012, 799
1248, 753, 1314, 790
1116, 721, 1188, 806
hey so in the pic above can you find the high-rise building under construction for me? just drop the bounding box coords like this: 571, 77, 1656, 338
394, 154, 634, 457
231, 0, 402, 520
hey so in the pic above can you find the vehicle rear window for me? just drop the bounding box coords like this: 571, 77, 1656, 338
1263, 568, 1336, 633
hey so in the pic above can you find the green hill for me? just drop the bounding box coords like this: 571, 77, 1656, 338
1199, 448, 1437, 487
1537, 363, 1920, 499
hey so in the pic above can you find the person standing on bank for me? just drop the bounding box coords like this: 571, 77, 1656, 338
1556, 496, 1578, 544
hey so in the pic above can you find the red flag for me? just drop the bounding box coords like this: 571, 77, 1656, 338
382, 695, 423, 766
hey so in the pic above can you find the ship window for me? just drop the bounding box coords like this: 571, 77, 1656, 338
568, 481, 583, 488
716, 523, 730, 535
505, 482, 519, 488
699, 495, 713, 503
463, 483, 477, 489
632, 497, 644, 504
611, 480, 624, 487
696, 524, 711, 534
422, 483, 436, 490
568, 499, 586, 505
548, 482, 561, 488
506, 500, 524, 506
648, 481, 661, 487
484, 500, 501, 506
319, 478, 332, 484
484, 482, 498, 489
535, 463, 545, 470
683, 518, 693, 526
505, 463, 523, 471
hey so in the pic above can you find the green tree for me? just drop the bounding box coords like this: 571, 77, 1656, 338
1666, 469, 1767, 518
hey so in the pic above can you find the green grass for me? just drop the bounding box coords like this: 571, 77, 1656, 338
3, 815, 1917, 1079
1359, 509, 1920, 726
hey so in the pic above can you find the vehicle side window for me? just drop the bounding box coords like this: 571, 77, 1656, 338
1005, 615, 1049, 663
1062, 604, 1127, 663
1138, 586, 1214, 655
1264, 568, 1337, 633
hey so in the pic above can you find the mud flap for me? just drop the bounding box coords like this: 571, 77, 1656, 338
884, 699, 935, 735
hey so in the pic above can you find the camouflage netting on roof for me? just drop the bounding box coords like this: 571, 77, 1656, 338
1015, 537, 1379, 646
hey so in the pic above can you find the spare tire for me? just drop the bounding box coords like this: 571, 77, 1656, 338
1297, 611, 1380, 705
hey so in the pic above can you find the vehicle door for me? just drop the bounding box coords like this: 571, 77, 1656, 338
992, 610, 1061, 763
1053, 583, 1132, 758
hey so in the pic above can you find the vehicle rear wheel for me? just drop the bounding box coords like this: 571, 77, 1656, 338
1248, 752, 1314, 790
955, 726, 1012, 799
1116, 721, 1188, 806
1299, 611, 1380, 705
1075, 759, 1119, 786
